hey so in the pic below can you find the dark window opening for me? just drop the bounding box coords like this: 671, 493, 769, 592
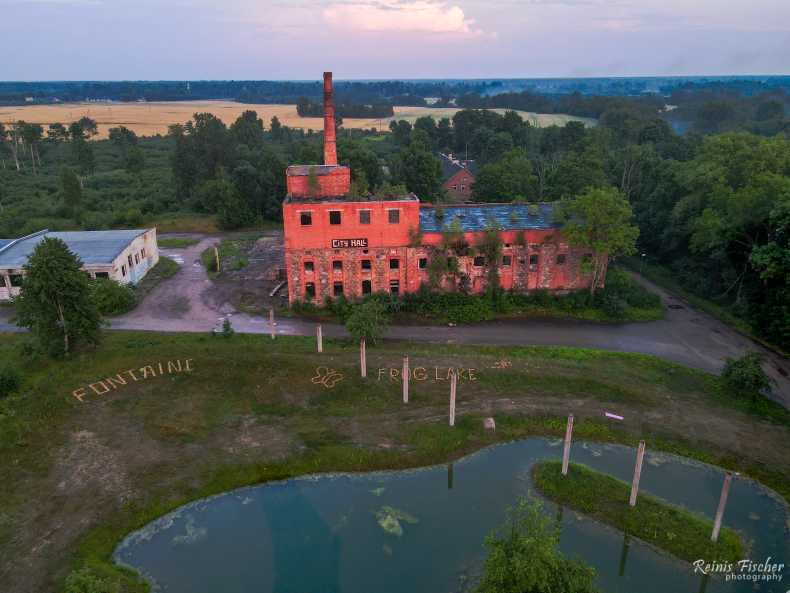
300, 212, 312, 226
389, 258, 400, 270
333, 282, 344, 297
128, 255, 133, 268
362, 280, 372, 294
388, 209, 400, 224
529, 254, 539, 266
121, 265, 127, 277
305, 283, 316, 300
94, 272, 109, 279
135, 253, 140, 265
389, 280, 400, 295
361, 259, 371, 270
359, 210, 371, 224
418, 258, 428, 269
333, 260, 343, 271
556, 254, 567, 265
329, 211, 342, 225
304, 261, 314, 272
141, 248, 146, 258
502, 255, 512, 267
9, 274, 24, 287
473, 256, 485, 267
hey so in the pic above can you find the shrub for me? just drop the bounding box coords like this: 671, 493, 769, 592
345, 300, 390, 343
89, 278, 137, 316
0, 366, 21, 399
221, 317, 235, 338
721, 352, 772, 401
63, 567, 119, 593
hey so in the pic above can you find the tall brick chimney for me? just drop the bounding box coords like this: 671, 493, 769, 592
323, 71, 338, 166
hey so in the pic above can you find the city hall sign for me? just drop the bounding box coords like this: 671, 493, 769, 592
331, 238, 368, 249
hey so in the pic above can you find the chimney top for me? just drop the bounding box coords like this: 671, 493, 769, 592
323, 71, 337, 166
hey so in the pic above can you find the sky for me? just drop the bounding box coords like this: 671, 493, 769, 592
2, 0, 789, 80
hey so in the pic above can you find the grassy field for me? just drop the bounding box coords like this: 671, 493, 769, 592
0, 101, 596, 139
533, 461, 743, 564
1, 333, 788, 592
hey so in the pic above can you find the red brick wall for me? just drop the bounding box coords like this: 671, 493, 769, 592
443, 169, 475, 200
287, 167, 351, 197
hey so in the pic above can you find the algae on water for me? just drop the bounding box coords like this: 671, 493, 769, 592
375, 506, 419, 537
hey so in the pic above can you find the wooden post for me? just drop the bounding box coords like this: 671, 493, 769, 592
317, 324, 323, 353
629, 440, 646, 507
618, 534, 631, 577
561, 414, 574, 476
269, 308, 275, 340
449, 371, 457, 426
447, 463, 454, 490
402, 356, 409, 403
213, 246, 220, 273
711, 473, 734, 542
360, 337, 367, 378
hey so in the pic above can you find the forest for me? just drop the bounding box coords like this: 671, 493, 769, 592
1, 83, 788, 350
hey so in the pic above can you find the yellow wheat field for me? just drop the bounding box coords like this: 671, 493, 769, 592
0, 101, 595, 139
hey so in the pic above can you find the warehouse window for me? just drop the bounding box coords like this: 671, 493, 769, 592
529, 254, 539, 266
333, 260, 343, 271
304, 261, 314, 272
389, 258, 400, 270
418, 258, 428, 269
359, 210, 371, 224
389, 280, 400, 295
388, 209, 400, 224
9, 274, 23, 287
329, 211, 342, 225
128, 255, 133, 268
556, 254, 567, 265
121, 265, 127, 277
134, 253, 140, 265
473, 256, 485, 267
305, 283, 315, 300
361, 259, 371, 270
95, 272, 109, 279
300, 212, 312, 226
502, 255, 512, 267
333, 282, 344, 297
141, 248, 146, 258
362, 280, 372, 294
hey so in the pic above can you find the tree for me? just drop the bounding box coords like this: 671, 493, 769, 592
389, 119, 413, 146
476, 497, 598, 593
397, 138, 442, 200
230, 110, 265, 148
560, 187, 639, 294
108, 126, 138, 162
472, 149, 537, 202
69, 121, 95, 176
126, 145, 145, 175
721, 352, 772, 402
59, 167, 82, 217
345, 300, 390, 344
15, 238, 101, 356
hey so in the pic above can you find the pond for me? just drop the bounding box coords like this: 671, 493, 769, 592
114, 439, 789, 593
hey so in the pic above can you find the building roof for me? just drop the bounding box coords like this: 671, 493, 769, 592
286, 164, 349, 176
439, 153, 477, 182
284, 193, 419, 205
0, 229, 150, 268
419, 203, 561, 233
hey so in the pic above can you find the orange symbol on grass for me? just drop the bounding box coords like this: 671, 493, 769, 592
491, 359, 512, 369
311, 367, 344, 389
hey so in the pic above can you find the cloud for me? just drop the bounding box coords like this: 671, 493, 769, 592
323, 1, 482, 35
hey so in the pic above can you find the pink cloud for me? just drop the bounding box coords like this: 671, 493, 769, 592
323, 1, 482, 35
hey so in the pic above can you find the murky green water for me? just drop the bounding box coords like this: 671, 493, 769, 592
115, 439, 789, 593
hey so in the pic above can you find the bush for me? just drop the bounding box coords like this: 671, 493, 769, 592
221, 317, 235, 338
0, 366, 21, 399
345, 300, 390, 343
721, 352, 772, 401
89, 278, 137, 316
63, 567, 119, 593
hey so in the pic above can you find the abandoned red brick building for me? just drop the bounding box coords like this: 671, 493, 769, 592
282, 72, 601, 305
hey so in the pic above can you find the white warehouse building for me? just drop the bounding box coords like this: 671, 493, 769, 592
0, 229, 159, 301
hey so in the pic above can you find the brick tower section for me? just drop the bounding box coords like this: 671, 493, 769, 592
323, 72, 338, 166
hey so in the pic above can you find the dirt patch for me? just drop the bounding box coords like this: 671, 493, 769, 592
218, 415, 297, 458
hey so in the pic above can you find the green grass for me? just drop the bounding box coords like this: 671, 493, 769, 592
157, 237, 199, 249
533, 461, 744, 564
200, 237, 255, 276
0, 333, 787, 592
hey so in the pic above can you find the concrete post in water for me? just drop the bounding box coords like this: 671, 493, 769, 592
317, 324, 323, 353
618, 534, 631, 577
711, 472, 734, 542
561, 414, 574, 476
449, 371, 457, 426
360, 337, 367, 378
269, 309, 275, 340
447, 463, 454, 490
214, 246, 220, 273
629, 440, 646, 507
402, 356, 409, 403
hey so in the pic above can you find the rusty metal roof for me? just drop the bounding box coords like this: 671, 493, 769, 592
419, 203, 560, 233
